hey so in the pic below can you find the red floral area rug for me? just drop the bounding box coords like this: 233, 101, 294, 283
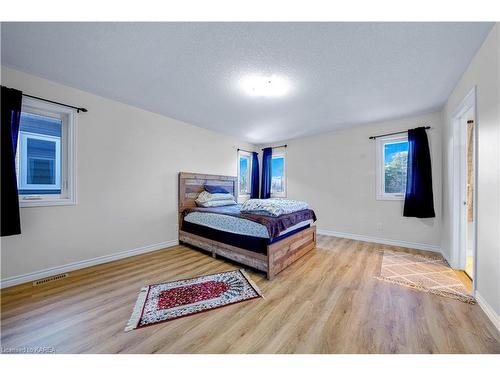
125, 269, 263, 331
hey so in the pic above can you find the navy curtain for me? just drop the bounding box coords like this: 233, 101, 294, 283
1, 86, 23, 236
250, 152, 260, 199
403, 127, 435, 218
260, 147, 272, 199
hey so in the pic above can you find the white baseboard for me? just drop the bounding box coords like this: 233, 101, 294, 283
475, 292, 500, 333
439, 250, 454, 268
0, 239, 179, 289
316, 229, 441, 253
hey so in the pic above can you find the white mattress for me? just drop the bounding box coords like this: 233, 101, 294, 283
183, 211, 312, 239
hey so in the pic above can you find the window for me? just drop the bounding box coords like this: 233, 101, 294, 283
16, 97, 76, 207
376, 135, 409, 200
238, 151, 252, 196
271, 150, 286, 197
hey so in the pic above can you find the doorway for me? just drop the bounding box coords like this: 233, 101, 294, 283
452, 87, 477, 288
463, 113, 475, 279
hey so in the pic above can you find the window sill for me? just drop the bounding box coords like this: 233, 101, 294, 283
271, 194, 287, 198
19, 197, 76, 208
376, 195, 405, 201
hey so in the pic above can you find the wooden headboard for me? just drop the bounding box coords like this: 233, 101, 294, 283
178, 172, 237, 213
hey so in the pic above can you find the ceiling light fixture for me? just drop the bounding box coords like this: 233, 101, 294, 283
239, 74, 291, 98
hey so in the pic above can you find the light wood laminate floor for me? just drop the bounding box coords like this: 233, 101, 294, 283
1, 235, 499, 353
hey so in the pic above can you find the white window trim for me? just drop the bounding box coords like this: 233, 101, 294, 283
375, 134, 408, 201
271, 149, 287, 198
18, 97, 77, 207
237, 151, 252, 199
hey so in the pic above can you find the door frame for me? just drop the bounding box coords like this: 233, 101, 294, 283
451, 86, 478, 294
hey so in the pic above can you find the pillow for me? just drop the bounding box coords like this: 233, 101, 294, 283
196, 190, 235, 205
197, 199, 238, 208
204, 185, 230, 194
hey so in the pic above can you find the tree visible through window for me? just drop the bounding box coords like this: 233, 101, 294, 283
238, 153, 251, 195
271, 156, 285, 194
384, 141, 408, 194
376, 135, 408, 200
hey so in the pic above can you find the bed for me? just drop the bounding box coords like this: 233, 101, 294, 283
178, 172, 317, 280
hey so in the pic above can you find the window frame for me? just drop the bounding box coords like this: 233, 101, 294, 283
376, 134, 408, 201
18, 131, 62, 191
270, 149, 287, 198
237, 151, 252, 199
17, 97, 77, 207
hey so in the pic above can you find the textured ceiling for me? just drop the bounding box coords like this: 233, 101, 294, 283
1, 22, 494, 143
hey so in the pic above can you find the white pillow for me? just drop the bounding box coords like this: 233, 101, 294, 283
195, 190, 235, 205
197, 199, 238, 208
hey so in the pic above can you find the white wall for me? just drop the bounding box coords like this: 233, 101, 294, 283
265, 111, 442, 250
1, 66, 255, 281
442, 24, 500, 315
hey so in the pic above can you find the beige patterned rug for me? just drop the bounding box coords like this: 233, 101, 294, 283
375, 250, 475, 304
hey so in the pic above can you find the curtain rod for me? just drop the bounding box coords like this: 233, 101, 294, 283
368, 126, 430, 140
237, 148, 255, 154
262, 144, 287, 151
1, 86, 88, 113
23, 93, 88, 113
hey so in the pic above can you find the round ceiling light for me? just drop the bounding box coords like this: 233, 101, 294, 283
239, 74, 291, 98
